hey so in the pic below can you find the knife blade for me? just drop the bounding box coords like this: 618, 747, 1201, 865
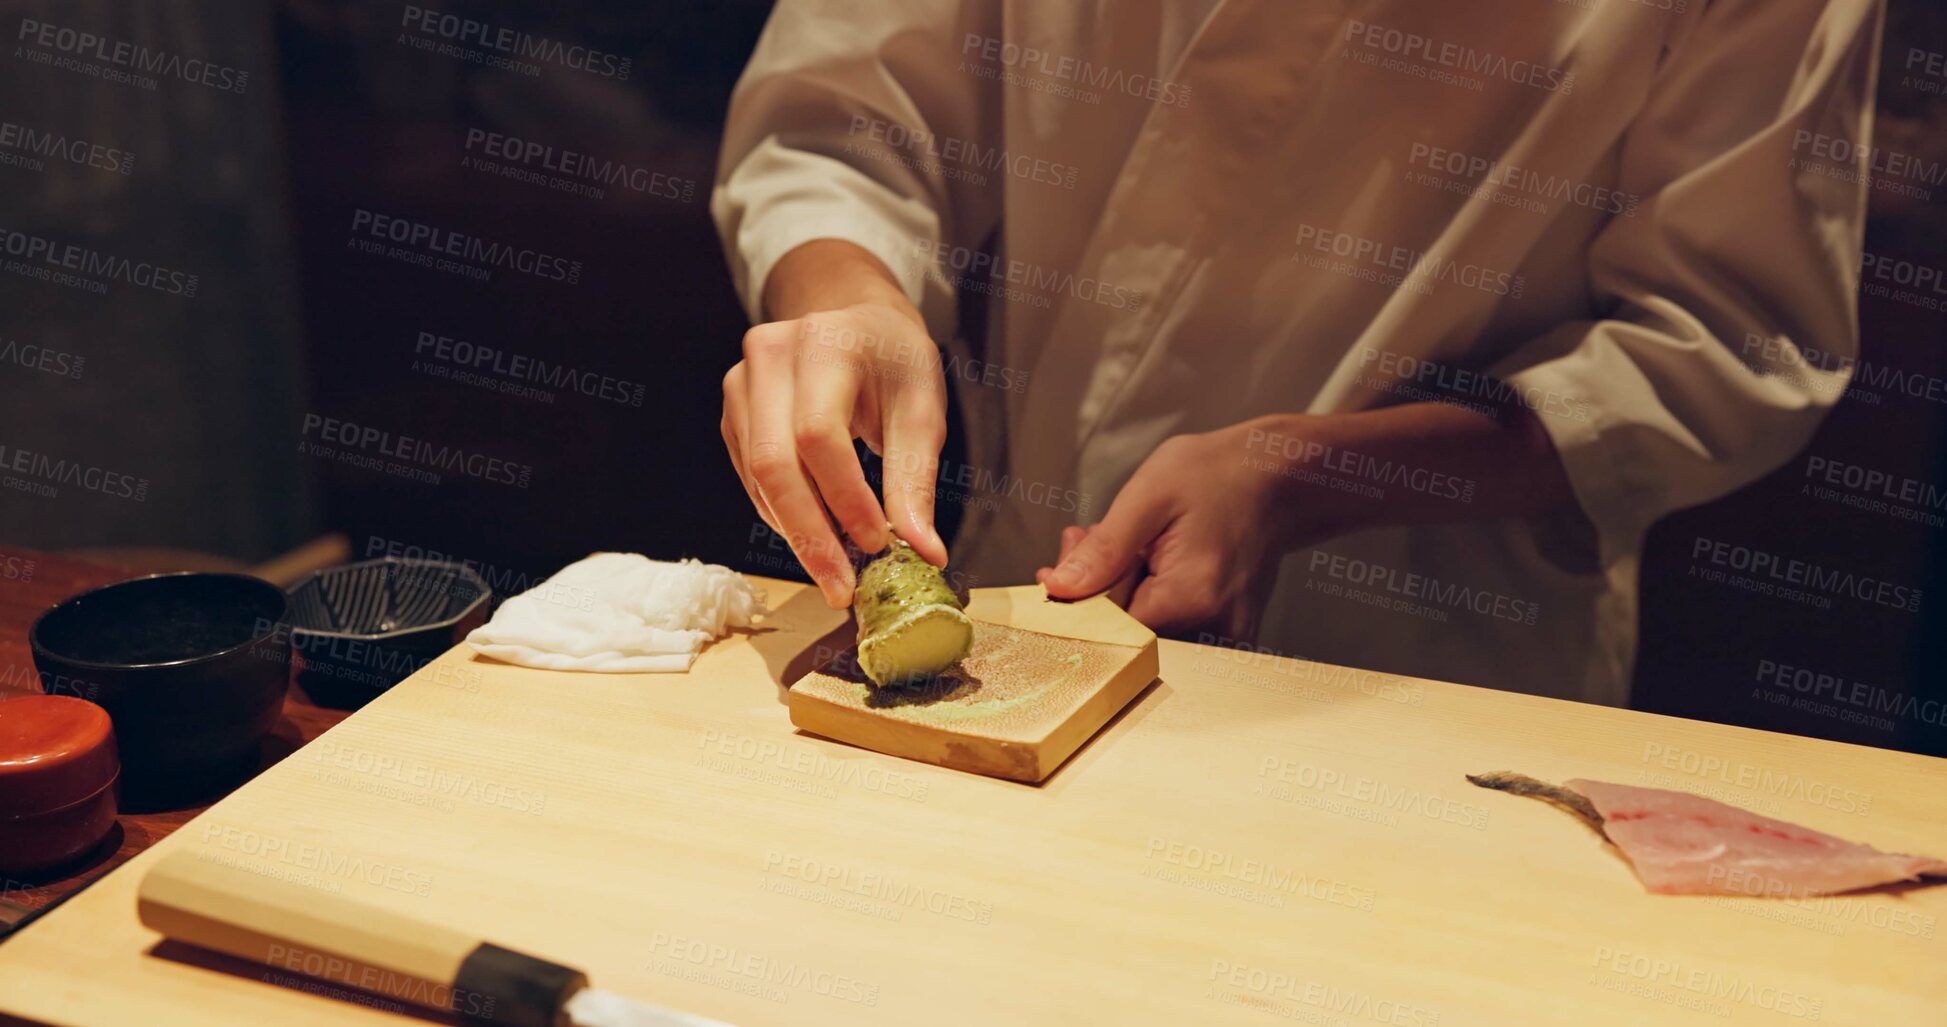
566, 986, 733, 1027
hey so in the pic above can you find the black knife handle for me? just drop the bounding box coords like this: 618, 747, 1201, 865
453, 942, 589, 1027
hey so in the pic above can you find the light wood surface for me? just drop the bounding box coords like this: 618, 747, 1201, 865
1, 577, 1943, 1026
789, 587, 1159, 782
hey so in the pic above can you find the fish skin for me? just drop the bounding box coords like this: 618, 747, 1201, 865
1465, 772, 1604, 832
1566, 778, 1947, 897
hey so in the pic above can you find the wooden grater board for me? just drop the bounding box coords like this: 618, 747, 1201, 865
787, 585, 1159, 782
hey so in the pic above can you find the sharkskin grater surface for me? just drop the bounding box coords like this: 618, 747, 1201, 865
797, 622, 1138, 742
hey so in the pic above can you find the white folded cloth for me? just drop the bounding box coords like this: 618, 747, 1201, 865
465, 553, 767, 672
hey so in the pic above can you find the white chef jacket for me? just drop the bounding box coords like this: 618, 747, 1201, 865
713, 0, 1880, 706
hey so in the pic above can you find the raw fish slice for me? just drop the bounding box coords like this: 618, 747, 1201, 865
1467, 772, 1947, 897
1567, 778, 1947, 896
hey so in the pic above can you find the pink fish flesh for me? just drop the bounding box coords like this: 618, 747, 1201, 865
1567, 778, 1947, 896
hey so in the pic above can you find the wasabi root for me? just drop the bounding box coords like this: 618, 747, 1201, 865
853, 536, 972, 686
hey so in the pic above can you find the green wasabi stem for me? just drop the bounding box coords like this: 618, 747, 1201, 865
853, 535, 973, 687
1465, 772, 1606, 834
854, 537, 959, 636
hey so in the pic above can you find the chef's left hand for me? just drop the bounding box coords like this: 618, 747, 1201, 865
1035, 420, 1336, 642
1035, 403, 1577, 641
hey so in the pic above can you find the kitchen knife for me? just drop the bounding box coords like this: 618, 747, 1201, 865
137, 849, 732, 1027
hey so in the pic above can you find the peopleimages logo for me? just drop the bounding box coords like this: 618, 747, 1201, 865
1294, 224, 1524, 298
1640, 741, 1871, 815
958, 33, 1193, 108
1355, 348, 1588, 423
846, 115, 1079, 190
798, 314, 1030, 395
1343, 19, 1574, 94
1739, 331, 1944, 408
1205, 961, 1440, 1027
460, 128, 694, 203
1907, 47, 1947, 95
1144, 837, 1377, 912
16, 17, 249, 93
398, 5, 630, 80
1792, 130, 1945, 199
1256, 757, 1489, 829
198, 823, 432, 896
0, 442, 148, 502
413, 330, 645, 407
760, 850, 996, 925
1307, 551, 1540, 625
1802, 454, 1947, 527
348, 208, 581, 285
910, 239, 1142, 313
1690, 536, 1923, 613
0, 554, 34, 584
1858, 250, 1947, 314
1245, 426, 1477, 503
299, 414, 534, 489
261, 943, 497, 1021
1406, 142, 1639, 217
1755, 659, 1946, 732
0, 226, 198, 296
0, 120, 134, 175
1588, 947, 1824, 1021
866, 452, 1089, 517
645, 933, 880, 1008
0, 337, 84, 379
1193, 633, 1428, 706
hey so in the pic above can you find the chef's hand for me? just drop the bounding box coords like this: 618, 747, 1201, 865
721, 239, 949, 607
1036, 404, 1575, 640
1035, 421, 1323, 642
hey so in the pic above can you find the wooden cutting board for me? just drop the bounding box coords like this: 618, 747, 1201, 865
1, 577, 1943, 1027
787, 586, 1159, 782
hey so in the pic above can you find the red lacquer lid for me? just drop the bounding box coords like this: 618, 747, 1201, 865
0, 694, 119, 817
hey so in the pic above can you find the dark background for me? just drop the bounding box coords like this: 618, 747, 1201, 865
4, 1, 1944, 755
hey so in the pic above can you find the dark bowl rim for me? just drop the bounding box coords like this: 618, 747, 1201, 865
282, 557, 492, 642
27, 571, 289, 672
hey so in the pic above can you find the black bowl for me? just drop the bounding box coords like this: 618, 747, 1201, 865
282, 558, 490, 708
29, 572, 290, 809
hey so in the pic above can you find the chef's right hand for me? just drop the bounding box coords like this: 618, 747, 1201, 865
721, 279, 949, 607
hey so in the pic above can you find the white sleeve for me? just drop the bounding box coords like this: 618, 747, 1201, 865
1496, 0, 1883, 553
710, 0, 1001, 338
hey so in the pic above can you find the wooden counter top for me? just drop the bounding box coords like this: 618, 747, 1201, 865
1, 578, 1941, 1025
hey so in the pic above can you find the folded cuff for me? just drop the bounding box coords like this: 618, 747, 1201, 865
1501, 354, 1655, 564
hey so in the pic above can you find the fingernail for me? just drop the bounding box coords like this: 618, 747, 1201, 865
1049, 564, 1080, 589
